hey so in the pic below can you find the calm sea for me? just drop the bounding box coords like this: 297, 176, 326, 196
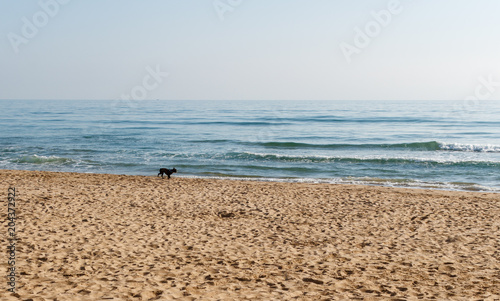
1, 100, 500, 192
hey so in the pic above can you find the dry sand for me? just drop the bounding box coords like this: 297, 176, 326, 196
1, 169, 499, 300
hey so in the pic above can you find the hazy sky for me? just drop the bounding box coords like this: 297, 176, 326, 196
1, 0, 499, 101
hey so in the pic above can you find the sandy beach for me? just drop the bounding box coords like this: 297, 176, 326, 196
1, 169, 499, 300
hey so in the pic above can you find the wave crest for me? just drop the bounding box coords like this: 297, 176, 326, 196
250, 141, 500, 153
439, 143, 500, 153
14, 155, 75, 165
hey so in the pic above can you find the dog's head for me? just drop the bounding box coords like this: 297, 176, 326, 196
172, 168, 177, 173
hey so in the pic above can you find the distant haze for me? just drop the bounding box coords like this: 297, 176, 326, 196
1, 0, 499, 101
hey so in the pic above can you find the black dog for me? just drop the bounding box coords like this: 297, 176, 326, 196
158, 168, 177, 179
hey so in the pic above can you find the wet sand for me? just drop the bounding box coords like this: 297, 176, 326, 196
1, 169, 499, 300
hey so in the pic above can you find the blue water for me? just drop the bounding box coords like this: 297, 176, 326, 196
1, 99, 500, 192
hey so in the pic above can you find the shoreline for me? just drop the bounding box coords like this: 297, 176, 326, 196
2, 168, 499, 194
1, 169, 499, 300
176, 174, 500, 194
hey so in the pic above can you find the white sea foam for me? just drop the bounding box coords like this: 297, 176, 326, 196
439, 142, 500, 153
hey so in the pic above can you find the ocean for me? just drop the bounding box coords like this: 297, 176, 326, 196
1, 99, 500, 192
